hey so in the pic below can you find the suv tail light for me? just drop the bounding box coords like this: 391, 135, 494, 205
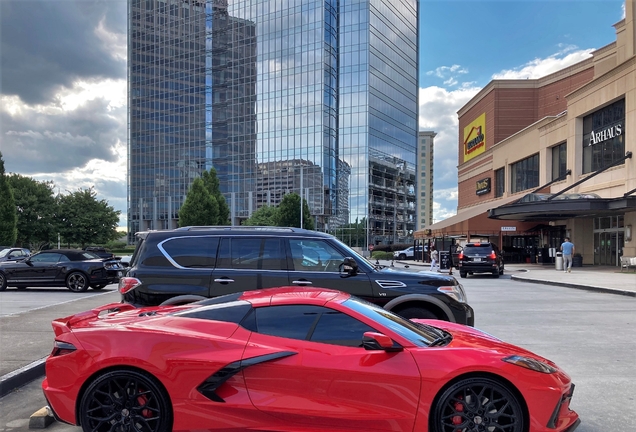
458, 251, 464, 260
488, 251, 497, 260
119, 277, 142, 294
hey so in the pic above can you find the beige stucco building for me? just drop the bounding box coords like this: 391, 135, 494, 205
416, 2, 636, 267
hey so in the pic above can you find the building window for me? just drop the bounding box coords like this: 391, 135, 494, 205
510, 154, 539, 193
582, 99, 625, 173
495, 167, 505, 197
551, 142, 567, 180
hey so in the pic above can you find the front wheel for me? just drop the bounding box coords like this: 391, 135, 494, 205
79, 369, 172, 432
0, 273, 7, 291
396, 307, 438, 320
66, 272, 89, 292
431, 377, 525, 432
398, 254, 407, 260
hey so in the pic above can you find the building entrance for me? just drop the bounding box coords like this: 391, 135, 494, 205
593, 216, 625, 266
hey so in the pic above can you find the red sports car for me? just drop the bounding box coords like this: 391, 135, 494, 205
42, 287, 580, 432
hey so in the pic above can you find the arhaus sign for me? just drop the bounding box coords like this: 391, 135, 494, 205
589, 124, 622, 146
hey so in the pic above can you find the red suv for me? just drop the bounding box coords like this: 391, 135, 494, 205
458, 242, 504, 278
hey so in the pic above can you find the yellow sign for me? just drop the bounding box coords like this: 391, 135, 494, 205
463, 113, 486, 162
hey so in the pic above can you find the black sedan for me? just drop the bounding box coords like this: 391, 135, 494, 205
0, 249, 125, 292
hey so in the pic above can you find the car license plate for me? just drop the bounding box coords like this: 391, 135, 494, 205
117, 271, 123, 277
474, 258, 482, 262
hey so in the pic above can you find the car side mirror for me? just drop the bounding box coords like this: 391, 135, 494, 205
341, 257, 358, 276
362, 332, 402, 352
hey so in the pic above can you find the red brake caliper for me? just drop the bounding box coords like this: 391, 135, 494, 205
452, 396, 464, 429
137, 391, 151, 418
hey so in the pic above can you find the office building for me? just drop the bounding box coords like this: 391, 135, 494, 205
417, 131, 435, 230
127, 0, 419, 246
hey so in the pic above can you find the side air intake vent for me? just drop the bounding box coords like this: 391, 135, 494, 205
375, 280, 407, 289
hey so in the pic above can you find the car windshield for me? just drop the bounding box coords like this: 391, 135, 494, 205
344, 297, 443, 347
0, 249, 10, 258
81, 252, 101, 260
463, 245, 493, 254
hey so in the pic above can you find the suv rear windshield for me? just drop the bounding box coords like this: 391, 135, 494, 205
463, 244, 494, 254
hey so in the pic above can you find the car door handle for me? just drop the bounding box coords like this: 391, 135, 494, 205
292, 280, 312, 285
214, 278, 235, 284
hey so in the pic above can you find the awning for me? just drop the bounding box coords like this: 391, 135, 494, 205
488, 196, 636, 221
415, 195, 538, 238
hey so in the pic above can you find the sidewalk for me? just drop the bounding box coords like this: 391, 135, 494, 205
396, 260, 636, 297
0, 290, 121, 398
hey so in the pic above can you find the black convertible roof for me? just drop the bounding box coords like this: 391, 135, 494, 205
39, 249, 99, 261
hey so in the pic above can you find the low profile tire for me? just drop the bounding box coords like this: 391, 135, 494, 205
396, 307, 438, 320
79, 369, 172, 432
0, 273, 6, 291
459, 272, 467, 278
66, 272, 89, 292
91, 284, 107, 290
398, 254, 407, 260
159, 294, 207, 306
493, 270, 500, 278
431, 377, 525, 432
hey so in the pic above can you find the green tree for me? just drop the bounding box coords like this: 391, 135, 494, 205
0, 152, 17, 246
275, 193, 314, 230
7, 174, 56, 250
56, 187, 121, 247
201, 168, 230, 224
178, 178, 219, 227
242, 205, 278, 226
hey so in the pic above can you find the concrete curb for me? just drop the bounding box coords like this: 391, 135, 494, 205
510, 275, 636, 297
0, 357, 46, 398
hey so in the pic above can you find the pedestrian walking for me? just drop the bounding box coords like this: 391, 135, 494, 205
448, 240, 459, 275
560, 237, 575, 273
430, 246, 439, 272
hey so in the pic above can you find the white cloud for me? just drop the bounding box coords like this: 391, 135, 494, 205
492, 48, 594, 80
426, 64, 469, 87
95, 17, 127, 62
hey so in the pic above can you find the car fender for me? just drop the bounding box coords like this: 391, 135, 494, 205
383, 294, 456, 323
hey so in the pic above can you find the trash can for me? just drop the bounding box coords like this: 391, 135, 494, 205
439, 251, 451, 270
555, 252, 563, 271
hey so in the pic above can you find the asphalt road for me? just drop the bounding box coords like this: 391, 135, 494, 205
0, 268, 634, 431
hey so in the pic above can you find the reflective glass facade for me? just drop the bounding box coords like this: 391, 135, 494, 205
128, 0, 419, 244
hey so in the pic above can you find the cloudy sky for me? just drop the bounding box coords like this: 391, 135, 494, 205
0, 0, 626, 229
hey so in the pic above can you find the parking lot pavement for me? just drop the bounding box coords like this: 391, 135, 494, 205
0, 288, 121, 397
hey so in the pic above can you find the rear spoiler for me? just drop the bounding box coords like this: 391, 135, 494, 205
51, 303, 137, 337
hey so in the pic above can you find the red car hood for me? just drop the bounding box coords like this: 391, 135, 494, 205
413, 319, 553, 363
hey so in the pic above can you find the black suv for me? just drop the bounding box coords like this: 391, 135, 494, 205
457, 242, 504, 278
121, 227, 474, 325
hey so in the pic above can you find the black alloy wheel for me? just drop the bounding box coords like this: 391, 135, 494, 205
0, 273, 6, 291
66, 272, 89, 292
431, 377, 525, 432
79, 370, 172, 432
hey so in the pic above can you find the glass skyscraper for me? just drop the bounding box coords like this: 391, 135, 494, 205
128, 0, 418, 245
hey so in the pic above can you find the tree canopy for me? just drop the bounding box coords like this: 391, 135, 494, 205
7, 174, 57, 249
275, 193, 314, 230
242, 205, 278, 226
179, 178, 220, 227
56, 187, 121, 247
0, 152, 17, 246
201, 168, 230, 225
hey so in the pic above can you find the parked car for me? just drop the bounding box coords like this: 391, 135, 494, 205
43, 286, 580, 432
121, 226, 474, 324
83, 246, 115, 260
457, 242, 505, 278
0, 247, 31, 262
0, 249, 125, 292
393, 245, 426, 260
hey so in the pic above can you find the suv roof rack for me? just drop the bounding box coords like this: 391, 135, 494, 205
176, 226, 297, 232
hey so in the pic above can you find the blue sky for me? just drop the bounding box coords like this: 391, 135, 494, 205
418, 0, 625, 222
0, 0, 628, 229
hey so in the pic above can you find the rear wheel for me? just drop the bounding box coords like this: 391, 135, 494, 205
431, 377, 525, 432
493, 270, 500, 278
0, 273, 6, 291
79, 369, 172, 432
396, 306, 438, 320
459, 272, 467, 278
66, 272, 89, 292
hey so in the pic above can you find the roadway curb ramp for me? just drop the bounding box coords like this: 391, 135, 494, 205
0, 358, 46, 398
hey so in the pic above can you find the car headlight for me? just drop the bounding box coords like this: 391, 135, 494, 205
502, 355, 557, 374
437, 284, 467, 303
